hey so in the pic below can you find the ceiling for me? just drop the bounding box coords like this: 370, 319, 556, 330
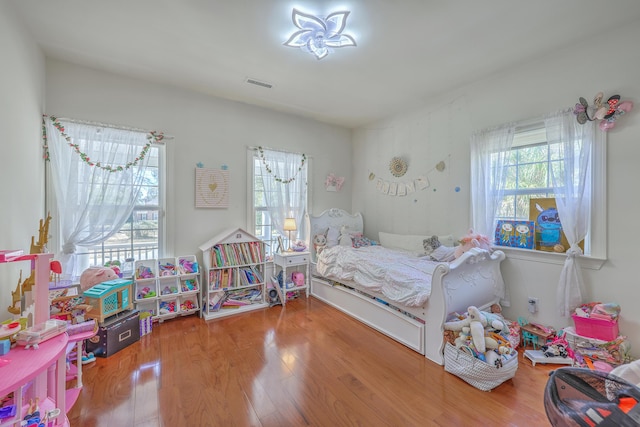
9, 0, 640, 129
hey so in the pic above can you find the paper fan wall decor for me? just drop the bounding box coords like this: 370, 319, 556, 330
389, 157, 408, 177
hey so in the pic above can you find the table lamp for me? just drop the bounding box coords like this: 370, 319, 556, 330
283, 218, 297, 251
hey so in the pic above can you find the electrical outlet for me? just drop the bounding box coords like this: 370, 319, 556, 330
528, 297, 539, 313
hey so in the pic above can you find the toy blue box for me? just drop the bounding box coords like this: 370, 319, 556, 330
0, 339, 10, 355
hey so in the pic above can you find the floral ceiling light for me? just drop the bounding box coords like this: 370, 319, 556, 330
283, 8, 356, 60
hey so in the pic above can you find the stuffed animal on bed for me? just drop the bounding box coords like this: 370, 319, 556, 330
313, 229, 328, 256
338, 225, 353, 246
422, 235, 441, 254
423, 236, 457, 262
454, 229, 493, 259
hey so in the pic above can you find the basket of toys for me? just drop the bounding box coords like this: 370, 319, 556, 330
443, 305, 519, 391
444, 342, 518, 391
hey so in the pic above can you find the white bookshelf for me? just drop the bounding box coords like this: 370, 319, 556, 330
199, 228, 267, 320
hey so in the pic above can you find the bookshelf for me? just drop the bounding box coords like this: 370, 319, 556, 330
133, 255, 201, 322
199, 228, 268, 320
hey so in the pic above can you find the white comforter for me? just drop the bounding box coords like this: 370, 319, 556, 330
315, 245, 436, 307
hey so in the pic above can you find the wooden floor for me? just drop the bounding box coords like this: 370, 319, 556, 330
68, 297, 555, 426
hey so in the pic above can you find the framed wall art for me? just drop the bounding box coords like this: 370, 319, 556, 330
529, 197, 583, 253
195, 168, 229, 208
494, 220, 535, 249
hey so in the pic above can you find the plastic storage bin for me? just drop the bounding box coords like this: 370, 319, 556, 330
571, 314, 619, 341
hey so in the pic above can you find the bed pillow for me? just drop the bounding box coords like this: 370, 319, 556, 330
326, 226, 341, 247
352, 235, 377, 248
379, 232, 455, 252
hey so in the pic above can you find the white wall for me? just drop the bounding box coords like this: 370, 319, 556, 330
45, 59, 352, 262
0, 2, 46, 322
352, 20, 640, 354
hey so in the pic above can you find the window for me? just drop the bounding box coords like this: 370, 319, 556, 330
44, 117, 165, 279
471, 119, 606, 262
496, 127, 559, 222
82, 146, 163, 269
248, 148, 308, 257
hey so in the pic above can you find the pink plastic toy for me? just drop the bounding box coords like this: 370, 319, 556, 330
292, 272, 304, 287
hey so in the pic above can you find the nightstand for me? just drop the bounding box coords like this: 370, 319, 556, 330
272, 251, 310, 305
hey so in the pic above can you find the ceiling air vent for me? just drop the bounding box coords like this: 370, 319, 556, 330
245, 77, 273, 89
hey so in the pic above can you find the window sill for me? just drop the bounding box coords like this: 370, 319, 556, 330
495, 246, 605, 270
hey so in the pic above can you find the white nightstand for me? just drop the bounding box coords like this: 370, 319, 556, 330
272, 251, 310, 305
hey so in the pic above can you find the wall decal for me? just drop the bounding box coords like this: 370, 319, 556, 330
325, 173, 345, 191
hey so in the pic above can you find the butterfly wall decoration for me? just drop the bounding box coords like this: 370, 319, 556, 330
574, 92, 633, 131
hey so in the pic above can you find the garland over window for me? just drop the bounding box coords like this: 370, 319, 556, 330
255, 146, 306, 184
42, 115, 164, 172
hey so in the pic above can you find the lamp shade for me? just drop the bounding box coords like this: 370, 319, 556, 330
283, 218, 297, 231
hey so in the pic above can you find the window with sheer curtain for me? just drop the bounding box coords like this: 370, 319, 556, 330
470, 109, 606, 315
44, 117, 165, 280
249, 147, 308, 256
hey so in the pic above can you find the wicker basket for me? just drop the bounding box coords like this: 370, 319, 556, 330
444, 342, 518, 391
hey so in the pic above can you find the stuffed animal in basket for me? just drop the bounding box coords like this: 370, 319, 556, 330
444, 305, 509, 353
79, 266, 119, 291
454, 229, 493, 259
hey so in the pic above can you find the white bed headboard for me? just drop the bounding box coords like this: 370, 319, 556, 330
305, 208, 363, 262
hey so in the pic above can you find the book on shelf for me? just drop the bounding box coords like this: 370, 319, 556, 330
223, 299, 250, 306
0, 249, 24, 262
209, 292, 226, 311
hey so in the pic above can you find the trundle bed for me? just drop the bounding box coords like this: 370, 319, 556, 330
306, 208, 506, 365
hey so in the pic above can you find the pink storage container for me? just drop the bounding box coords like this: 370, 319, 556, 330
571, 314, 619, 341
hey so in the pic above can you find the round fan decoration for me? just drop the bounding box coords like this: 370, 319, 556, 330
389, 157, 408, 177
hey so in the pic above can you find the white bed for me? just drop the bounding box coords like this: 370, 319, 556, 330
305, 208, 506, 365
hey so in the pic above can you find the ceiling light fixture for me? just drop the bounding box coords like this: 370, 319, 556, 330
283, 8, 356, 60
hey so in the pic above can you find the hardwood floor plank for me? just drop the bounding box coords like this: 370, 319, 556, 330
68, 297, 555, 426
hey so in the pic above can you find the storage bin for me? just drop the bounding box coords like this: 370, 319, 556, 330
134, 259, 156, 280
157, 257, 177, 276
443, 342, 518, 391
176, 255, 199, 275
85, 310, 140, 357
571, 314, 619, 341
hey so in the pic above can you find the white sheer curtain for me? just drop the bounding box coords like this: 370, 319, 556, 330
470, 124, 516, 237
545, 109, 600, 317
470, 124, 515, 305
46, 118, 152, 279
257, 148, 308, 241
